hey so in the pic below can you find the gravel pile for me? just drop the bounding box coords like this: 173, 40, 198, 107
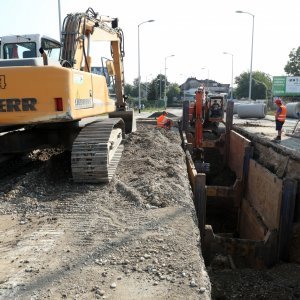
0, 124, 210, 299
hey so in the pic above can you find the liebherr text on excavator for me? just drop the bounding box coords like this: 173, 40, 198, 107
0, 8, 135, 183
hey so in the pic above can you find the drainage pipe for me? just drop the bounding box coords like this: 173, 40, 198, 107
233, 103, 240, 114
286, 102, 300, 118
237, 103, 266, 119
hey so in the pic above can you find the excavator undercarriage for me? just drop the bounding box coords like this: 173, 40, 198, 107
71, 118, 125, 183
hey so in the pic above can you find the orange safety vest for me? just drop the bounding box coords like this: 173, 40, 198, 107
157, 114, 167, 128
277, 105, 287, 122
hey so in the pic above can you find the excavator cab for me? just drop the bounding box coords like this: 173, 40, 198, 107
206, 95, 225, 123
0, 34, 60, 61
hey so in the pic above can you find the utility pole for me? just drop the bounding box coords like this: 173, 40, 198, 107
58, 0, 62, 40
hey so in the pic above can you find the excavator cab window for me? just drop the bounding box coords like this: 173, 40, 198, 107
41, 38, 61, 61
208, 97, 224, 119
91, 66, 111, 86
3, 42, 36, 59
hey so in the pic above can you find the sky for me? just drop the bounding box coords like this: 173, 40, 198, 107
1, 0, 299, 87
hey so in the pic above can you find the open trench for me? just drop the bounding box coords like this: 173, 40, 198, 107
181, 121, 300, 269
202, 148, 237, 236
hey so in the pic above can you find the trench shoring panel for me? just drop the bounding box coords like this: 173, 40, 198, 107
245, 159, 282, 231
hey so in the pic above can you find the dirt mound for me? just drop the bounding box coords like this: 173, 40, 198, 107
147, 111, 178, 118
0, 124, 210, 299
118, 124, 191, 208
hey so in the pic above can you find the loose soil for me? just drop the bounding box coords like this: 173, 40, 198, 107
0, 124, 210, 300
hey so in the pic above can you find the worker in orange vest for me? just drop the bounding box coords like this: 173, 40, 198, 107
274, 98, 287, 141
157, 111, 172, 129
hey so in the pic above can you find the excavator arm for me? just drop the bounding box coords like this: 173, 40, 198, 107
60, 7, 126, 110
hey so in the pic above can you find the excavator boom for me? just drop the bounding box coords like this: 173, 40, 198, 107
60, 7, 126, 110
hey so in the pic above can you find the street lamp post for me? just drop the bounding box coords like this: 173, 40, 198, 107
58, 0, 62, 40
223, 52, 234, 100
236, 10, 255, 100
138, 19, 155, 113
164, 54, 175, 109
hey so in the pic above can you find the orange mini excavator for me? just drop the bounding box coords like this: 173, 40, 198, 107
181, 87, 225, 173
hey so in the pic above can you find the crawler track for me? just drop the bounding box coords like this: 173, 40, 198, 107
71, 118, 125, 183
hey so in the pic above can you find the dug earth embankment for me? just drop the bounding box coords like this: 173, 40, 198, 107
0, 124, 210, 299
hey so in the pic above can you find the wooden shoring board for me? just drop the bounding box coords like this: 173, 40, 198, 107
204, 225, 278, 267
185, 149, 197, 192
246, 159, 283, 230
239, 197, 268, 241
228, 130, 252, 180
195, 173, 206, 244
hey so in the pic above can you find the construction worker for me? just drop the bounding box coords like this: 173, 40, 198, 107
211, 100, 221, 117
157, 111, 172, 129
273, 98, 287, 141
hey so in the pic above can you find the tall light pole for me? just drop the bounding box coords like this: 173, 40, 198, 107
138, 19, 155, 113
223, 52, 234, 100
164, 54, 175, 109
58, 0, 62, 40
236, 10, 255, 100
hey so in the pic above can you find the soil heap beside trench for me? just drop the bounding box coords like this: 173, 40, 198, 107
0, 124, 210, 299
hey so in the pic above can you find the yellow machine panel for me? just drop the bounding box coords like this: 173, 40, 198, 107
0, 65, 115, 126
0, 8, 135, 183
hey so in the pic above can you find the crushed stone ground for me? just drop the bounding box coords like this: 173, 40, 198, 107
0, 124, 210, 300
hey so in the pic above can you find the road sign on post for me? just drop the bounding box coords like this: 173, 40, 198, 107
273, 76, 300, 96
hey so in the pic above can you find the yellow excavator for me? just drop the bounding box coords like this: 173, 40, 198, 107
0, 7, 134, 183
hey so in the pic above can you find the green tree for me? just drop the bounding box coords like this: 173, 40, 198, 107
235, 71, 272, 100
251, 79, 267, 100
148, 74, 165, 101
167, 83, 180, 105
284, 47, 300, 76
147, 80, 158, 100
127, 78, 138, 97
124, 83, 133, 96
